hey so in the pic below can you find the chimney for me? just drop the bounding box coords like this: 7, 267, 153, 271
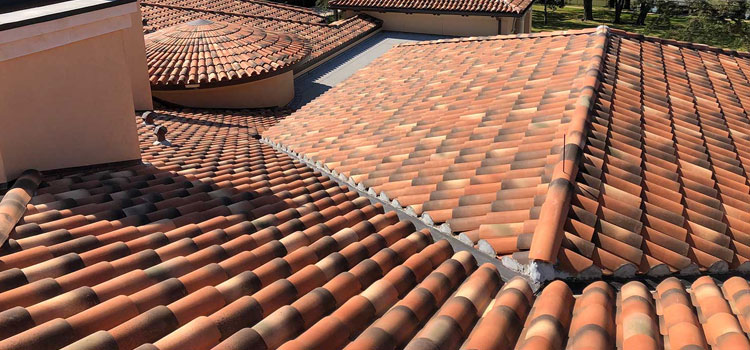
0, 0, 152, 185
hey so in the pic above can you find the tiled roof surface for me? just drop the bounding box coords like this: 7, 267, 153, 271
329, 0, 532, 15
7, 27, 750, 350
144, 0, 325, 24
144, 19, 310, 88
140, 0, 381, 70
560, 30, 750, 277
264, 27, 750, 280
0, 106, 427, 349
264, 28, 607, 256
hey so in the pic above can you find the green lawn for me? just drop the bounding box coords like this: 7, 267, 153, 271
531, 4, 744, 50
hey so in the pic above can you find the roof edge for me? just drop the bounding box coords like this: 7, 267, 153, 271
527, 25, 610, 264
328, 4, 526, 17
609, 27, 750, 58
395, 27, 600, 48
140, 1, 330, 27
328, 0, 531, 15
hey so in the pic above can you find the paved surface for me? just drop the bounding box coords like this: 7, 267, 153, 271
290, 31, 449, 109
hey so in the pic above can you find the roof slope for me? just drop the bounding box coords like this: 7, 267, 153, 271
144, 0, 325, 25
265, 27, 750, 281
0, 106, 431, 350
558, 30, 750, 278
264, 28, 608, 260
329, 0, 533, 16
140, 0, 381, 71
145, 19, 310, 88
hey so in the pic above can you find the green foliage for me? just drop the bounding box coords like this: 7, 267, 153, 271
664, 0, 750, 50
532, 1, 750, 51
539, 0, 565, 24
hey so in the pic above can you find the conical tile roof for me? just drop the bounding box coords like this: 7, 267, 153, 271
145, 19, 310, 88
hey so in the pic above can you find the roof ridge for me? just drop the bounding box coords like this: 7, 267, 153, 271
140, 1, 331, 27
240, 0, 322, 15
526, 25, 611, 264
609, 27, 750, 57
395, 27, 602, 48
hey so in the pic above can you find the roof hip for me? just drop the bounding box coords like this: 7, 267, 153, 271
528, 25, 611, 264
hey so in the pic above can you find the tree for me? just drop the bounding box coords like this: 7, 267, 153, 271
539, 0, 565, 25
583, 0, 594, 20
653, 0, 750, 51
613, 0, 626, 23
635, 0, 653, 25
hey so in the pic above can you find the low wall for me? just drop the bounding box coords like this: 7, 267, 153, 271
343, 10, 503, 36
153, 71, 295, 109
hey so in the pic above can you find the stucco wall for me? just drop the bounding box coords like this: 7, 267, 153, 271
0, 3, 146, 184
125, 5, 155, 111
344, 11, 500, 36
524, 8, 532, 33
0, 30, 141, 184
153, 71, 295, 109
340, 10, 531, 36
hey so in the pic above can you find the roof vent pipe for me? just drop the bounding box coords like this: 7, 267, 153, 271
154, 125, 171, 146
142, 111, 156, 125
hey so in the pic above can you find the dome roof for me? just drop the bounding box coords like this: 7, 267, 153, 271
145, 19, 310, 89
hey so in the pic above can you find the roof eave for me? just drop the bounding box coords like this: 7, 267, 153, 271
328, 4, 528, 17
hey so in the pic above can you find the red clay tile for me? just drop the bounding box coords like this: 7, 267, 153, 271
145, 19, 310, 88
139, 0, 380, 73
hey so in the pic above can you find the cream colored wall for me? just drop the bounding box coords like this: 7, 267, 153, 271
0, 30, 141, 184
341, 10, 533, 35
153, 71, 295, 109
524, 8, 532, 33
125, 4, 154, 111
499, 16, 514, 34
345, 11, 500, 36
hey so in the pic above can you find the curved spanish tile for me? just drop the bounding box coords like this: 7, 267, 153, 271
144, 0, 325, 24
562, 29, 750, 277
329, 0, 532, 15
139, 0, 381, 72
144, 19, 310, 88
6, 111, 750, 350
264, 25, 750, 281
264, 29, 609, 267
0, 170, 42, 247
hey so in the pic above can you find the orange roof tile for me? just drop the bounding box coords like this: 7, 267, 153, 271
329, 0, 532, 15
264, 28, 608, 256
556, 29, 750, 277
144, 0, 325, 24
0, 105, 437, 349
145, 19, 310, 88
6, 28, 750, 349
265, 27, 750, 281
140, 0, 381, 72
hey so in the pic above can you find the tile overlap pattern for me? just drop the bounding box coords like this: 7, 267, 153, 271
0, 106, 426, 350
145, 0, 325, 23
4, 22, 750, 350
264, 29, 606, 259
329, 0, 533, 15
562, 31, 750, 277
145, 20, 310, 87
266, 27, 750, 279
140, 0, 381, 67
